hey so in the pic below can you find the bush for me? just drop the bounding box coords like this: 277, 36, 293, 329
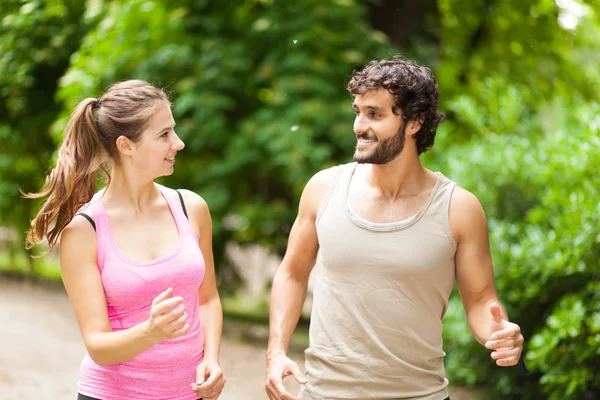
55, 0, 398, 271
438, 100, 600, 399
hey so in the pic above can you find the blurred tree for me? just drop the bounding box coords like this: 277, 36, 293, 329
0, 0, 92, 270
426, 3, 600, 399
364, 0, 440, 49
54, 0, 398, 274
432, 0, 600, 141
440, 101, 600, 400
1, 0, 598, 397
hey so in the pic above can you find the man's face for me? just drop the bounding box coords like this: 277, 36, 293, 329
352, 88, 406, 164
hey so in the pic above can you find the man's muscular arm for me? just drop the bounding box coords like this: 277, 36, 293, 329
265, 167, 338, 400
451, 187, 524, 367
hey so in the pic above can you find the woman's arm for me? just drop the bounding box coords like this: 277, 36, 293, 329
181, 190, 223, 363
180, 190, 225, 399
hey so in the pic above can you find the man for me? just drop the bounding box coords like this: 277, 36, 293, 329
265, 58, 524, 400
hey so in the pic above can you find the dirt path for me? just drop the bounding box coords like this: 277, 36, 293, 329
0, 277, 302, 400
0, 278, 477, 400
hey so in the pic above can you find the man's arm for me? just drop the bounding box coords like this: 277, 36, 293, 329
265, 167, 337, 400
451, 186, 524, 367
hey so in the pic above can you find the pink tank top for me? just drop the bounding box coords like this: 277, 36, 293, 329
78, 184, 205, 400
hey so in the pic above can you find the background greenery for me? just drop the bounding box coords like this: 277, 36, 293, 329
1, 0, 598, 398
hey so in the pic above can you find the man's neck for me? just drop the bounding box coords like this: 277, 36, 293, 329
361, 152, 431, 200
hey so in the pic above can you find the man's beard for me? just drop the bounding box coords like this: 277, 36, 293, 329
353, 122, 406, 164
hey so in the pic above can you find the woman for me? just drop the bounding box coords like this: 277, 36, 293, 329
26, 80, 225, 400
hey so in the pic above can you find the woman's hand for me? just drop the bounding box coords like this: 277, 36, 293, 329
144, 287, 189, 342
192, 359, 226, 400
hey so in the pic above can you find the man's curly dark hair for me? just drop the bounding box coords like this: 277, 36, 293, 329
347, 57, 445, 155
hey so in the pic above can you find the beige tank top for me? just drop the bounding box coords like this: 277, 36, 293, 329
300, 163, 457, 400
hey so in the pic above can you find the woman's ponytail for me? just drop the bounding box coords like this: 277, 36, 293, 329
25, 98, 105, 250
26, 80, 170, 251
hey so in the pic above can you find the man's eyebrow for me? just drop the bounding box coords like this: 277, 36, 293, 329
353, 104, 385, 112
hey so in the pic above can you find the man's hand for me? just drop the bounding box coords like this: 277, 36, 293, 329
265, 353, 307, 400
485, 302, 524, 366
192, 359, 226, 400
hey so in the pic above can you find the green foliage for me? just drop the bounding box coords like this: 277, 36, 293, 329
440, 101, 600, 399
435, 0, 600, 141
528, 281, 600, 400
429, 4, 600, 397
55, 0, 397, 264
1, 1, 599, 398
0, 0, 91, 264
0, 248, 61, 280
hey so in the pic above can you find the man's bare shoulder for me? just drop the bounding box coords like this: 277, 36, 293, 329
451, 186, 484, 212
449, 185, 488, 241
301, 165, 343, 215
305, 166, 341, 193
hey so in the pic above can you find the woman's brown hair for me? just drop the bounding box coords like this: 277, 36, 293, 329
25, 80, 170, 250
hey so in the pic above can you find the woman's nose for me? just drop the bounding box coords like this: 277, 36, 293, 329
172, 132, 185, 151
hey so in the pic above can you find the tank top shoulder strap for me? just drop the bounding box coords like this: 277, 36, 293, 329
316, 163, 355, 226
92, 191, 114, 271
175, 190, 189, 219
73, 190, 110, 272
75, 191, 99, 229
426, 173, 457, 249
156, 184, 185, 222
73, 191, 102, 230
156, 184, 199, 244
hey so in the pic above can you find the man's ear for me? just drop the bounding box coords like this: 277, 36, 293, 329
116, 135, 135, 156
408, 115, 425, 137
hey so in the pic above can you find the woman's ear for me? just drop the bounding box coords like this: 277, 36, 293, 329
116, 135, 135, 156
